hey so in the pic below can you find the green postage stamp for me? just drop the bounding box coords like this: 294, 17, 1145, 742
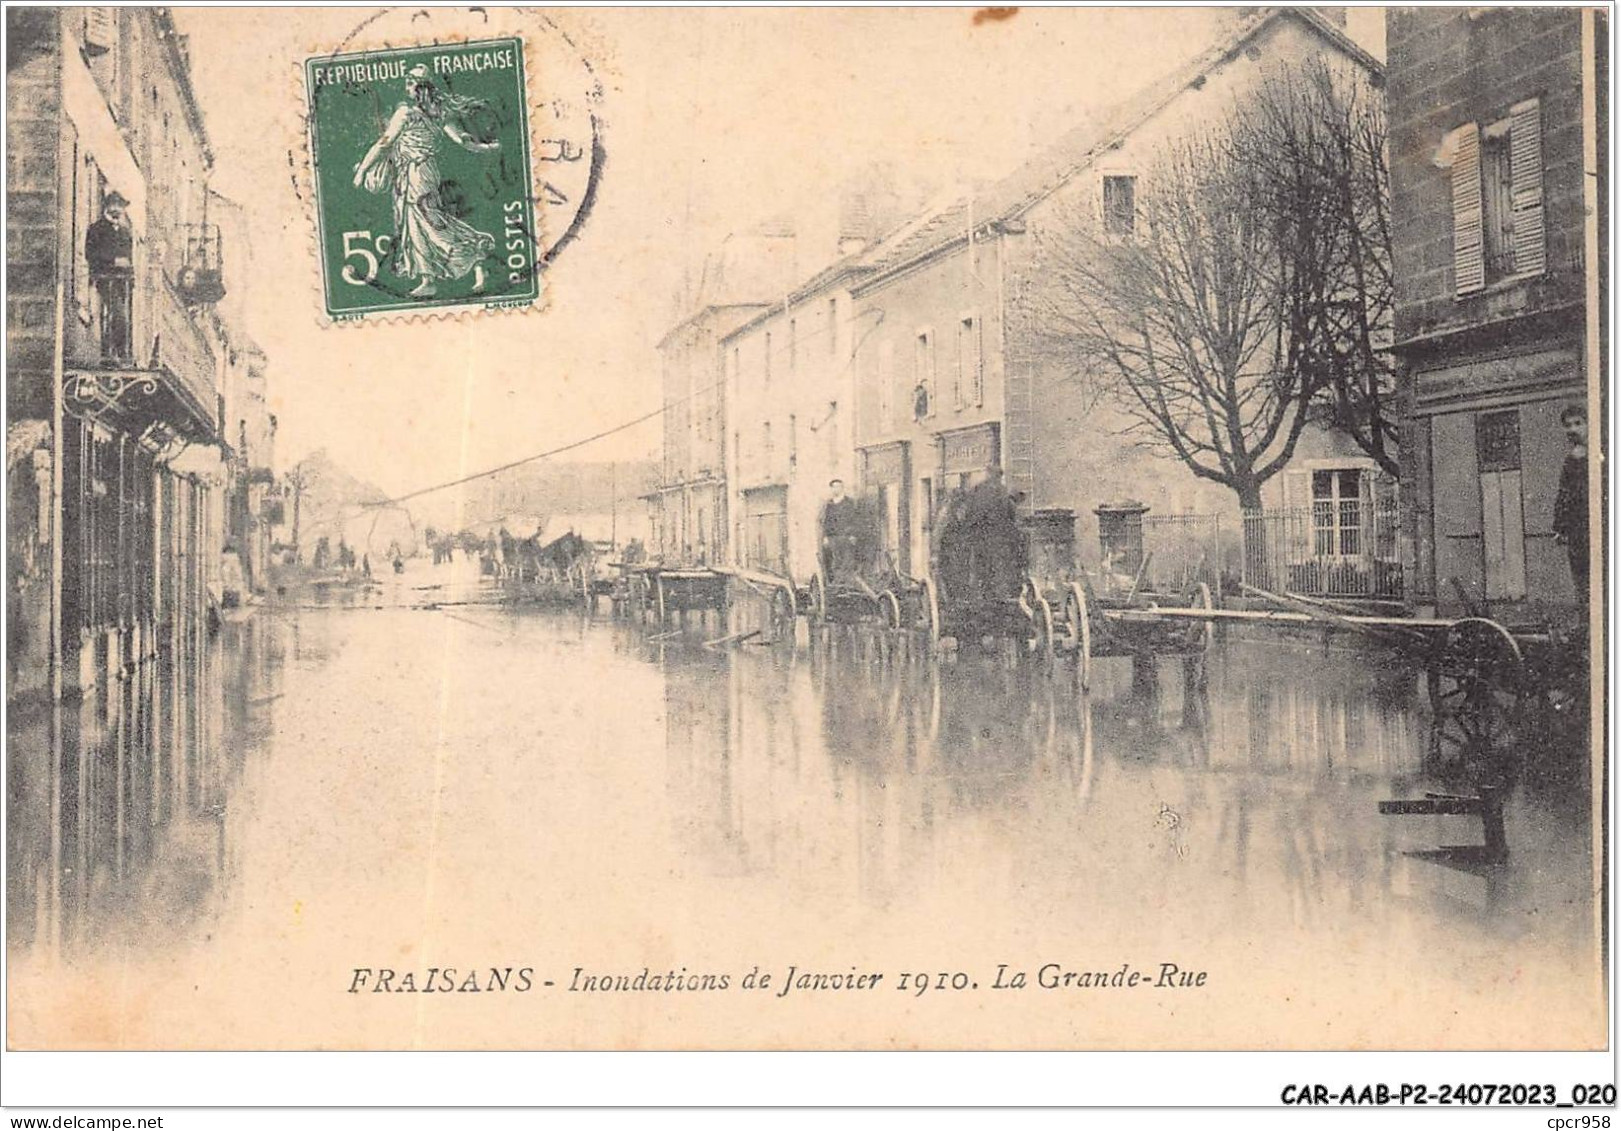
304, 38, 541, 319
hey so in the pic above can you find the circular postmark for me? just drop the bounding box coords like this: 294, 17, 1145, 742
301, 6, 603, 321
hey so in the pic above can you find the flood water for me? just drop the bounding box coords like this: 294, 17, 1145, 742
7, 558, 1603, 1049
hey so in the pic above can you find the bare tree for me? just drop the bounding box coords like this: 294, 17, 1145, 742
1242, 61, 1397, 478
284, 462, 318, 560
1026, 132, 1322, 519
1023, 61, 1395, 545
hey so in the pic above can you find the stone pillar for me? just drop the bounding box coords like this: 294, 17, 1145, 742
1094, 500, 1150, 582
1020, 507, 1076, 591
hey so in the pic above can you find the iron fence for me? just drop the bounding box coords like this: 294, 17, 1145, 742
1139, 512, 1224, 594
1241, 501, 1403, 600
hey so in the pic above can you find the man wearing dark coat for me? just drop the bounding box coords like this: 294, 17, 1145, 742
84, 191, 135, 362
820, 479, 859, 582
1553, 403, 1591, 614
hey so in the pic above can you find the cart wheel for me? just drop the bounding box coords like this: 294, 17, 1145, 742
1065, 580, 1093, 693
1024, 584, 1056, 667
810, 572, 827, 624
1428, 617, 1527, 782
770, 585, 796, 640
879, 590, 902, 630
919, 575, 941, 652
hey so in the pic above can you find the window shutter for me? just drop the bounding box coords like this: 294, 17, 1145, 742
1452, 123, 1485, 296
84, 8, 115, 54
973, 316, 985, 406
1509, 98, 1546, 276
1283, 468, 1310, 510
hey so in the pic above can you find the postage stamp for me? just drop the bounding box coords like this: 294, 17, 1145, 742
304, 37, 542, 319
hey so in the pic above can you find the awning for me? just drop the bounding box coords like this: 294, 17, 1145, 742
64, 363, 220, 445
163, 441, 228, 485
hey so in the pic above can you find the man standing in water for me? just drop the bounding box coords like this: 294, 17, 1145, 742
820, 479, 858, 583
1553, 403, 1591, 615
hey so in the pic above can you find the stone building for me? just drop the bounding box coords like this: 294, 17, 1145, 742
723, 247, 876, 580
212, 191, 276, 595
1387, 7, 1606, 620
646, 228, 798, 566
846, 8, 1383, 586
6, 8, 257, 701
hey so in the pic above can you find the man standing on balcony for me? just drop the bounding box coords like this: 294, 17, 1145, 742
85, 191, 134, 363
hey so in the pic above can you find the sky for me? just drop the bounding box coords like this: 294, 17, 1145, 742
175, 6, 1385, 509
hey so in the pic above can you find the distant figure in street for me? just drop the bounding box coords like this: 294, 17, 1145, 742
84, 191, 134, 362
362, 553, 372, 579
821, 479, 858, 582
313, 536, 331, 571
1553, 403, 1590, 613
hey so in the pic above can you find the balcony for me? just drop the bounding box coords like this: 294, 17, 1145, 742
153, 267, 218, 421
63, 266, 219, 443
177, 224, 226, 305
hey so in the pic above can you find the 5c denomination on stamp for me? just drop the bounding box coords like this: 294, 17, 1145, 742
304, 37, 541, 319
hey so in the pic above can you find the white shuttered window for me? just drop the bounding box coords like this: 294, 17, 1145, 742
1452, 99, 1545, 297
1451, 122, 1485, 296
1508, 98, 1546, 276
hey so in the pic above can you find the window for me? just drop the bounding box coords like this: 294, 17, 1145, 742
914, 330, 935, 419
788, 414, 797, 469
1482, 126, 1515, 278
1474, 409, 1527, 600
956, 315, 983, 408
1312, 469, 1365, 558
788, 318, 797, 375
1451, 99, 1544, 296
83, 8, 116, 54
1103, 175, 1136, 236
762, 421, 772, 471
877, 340, 894, 433
1475, 409, 1521, 472
764, 332, 772, 387
72, 150, 107, 325
827, 298, 839, 356
83, 10, 121, 116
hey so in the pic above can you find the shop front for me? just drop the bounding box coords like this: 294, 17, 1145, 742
858, 441, 911, 576
741, 485, 789, 579
1405, 340, 1584, 618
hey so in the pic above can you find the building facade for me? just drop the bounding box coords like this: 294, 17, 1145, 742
646, 229, 802, 566
1387, 7, 1605, 619
7, 8, 251, 702
847, 9, 1382, 588
720, 184, 913, 582
212, 191, 276, 595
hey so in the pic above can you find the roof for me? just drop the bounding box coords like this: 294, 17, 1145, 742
851, 6, 1384, 292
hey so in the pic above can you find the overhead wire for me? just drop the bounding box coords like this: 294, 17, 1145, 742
297, 297, 896, 544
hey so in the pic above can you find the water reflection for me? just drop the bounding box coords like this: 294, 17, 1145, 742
5, 588, 1594, 1024
661, 632, 1593, 952
6, 615, 283, 960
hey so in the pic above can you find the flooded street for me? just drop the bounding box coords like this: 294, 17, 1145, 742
7, 559, 1602, 1049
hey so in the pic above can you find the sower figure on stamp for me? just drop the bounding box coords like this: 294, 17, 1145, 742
1553, 403, 1591, 616
353, 64, 500, 298
84, 191, 134, 363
